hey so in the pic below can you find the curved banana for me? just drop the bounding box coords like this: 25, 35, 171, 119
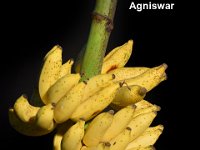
70, 82, 120, 121
35, 103, 56, 130
109, 127, 132, 150
13, 95, 40, 122
126, 125, 164, 150
83, 111, 114, 146
112, 85, 147, 108
122, 63, 167, 92
82, 142, 111, 150
135, 100, 153, 109
126, 146, 155, 150
108, 67, 149, 81
83, 73, 115, 101
54, 81, 87, 123
9, 109, 54, 136
102, 105, 136, 142
133, 104, 161, 118
127, 112, 157, 142
46, 73, 80, 104
61, 120, 85, 150
101, 40, 133, 74
39, 45, 62, 104
59, 58, 74, 79
53, 121, 74, 150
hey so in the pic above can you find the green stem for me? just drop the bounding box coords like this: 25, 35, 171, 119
80, 0, 117, 81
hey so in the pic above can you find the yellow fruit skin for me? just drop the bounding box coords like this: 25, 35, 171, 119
35, 103, 56, 130
126, 125, 164, 150
59, 58, 74, 79
70, 82, 120, 121
53, 121, 74, 150
39, 45, 62, 104
112, 85, 147, 107
109, 127, 132, 150
83, 112, 114, 147
108, 67, 149, 81
102, 105, 136, 142
126, 145, 155, 150
82, 73, 115, 101
101, 40, 133, 74
123, 63, 168, 92
13, 95, 40, 122
54, 82, 86, 123
46, 73, 80, 104
8, 109, 55, 136
127, 112, 157, 142
61, 120, 85, 150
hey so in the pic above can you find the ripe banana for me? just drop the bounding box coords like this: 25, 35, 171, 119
53, 120, 74, 150
126, 125, 164, 150
46, 73, 80, 104
127, 112, 157, 142
39, 45, 62, 104
108, 67, 149, 81
61, 120, 85, 150
59, 58, 74, 79
101, 105, 136, 142
35, 103, 56, 130
13, 95, 40, 122
109, 127, 132, 150
54, 81, 87, 123
83, 111, 114, 146
126, 145, 155, 150
123, 63, 168, 92
111, 85, 147, 108
9, 109, 54, 136
82, 73, 115, 101
70, 82, 120, 121
101, 40, 133, 74
133, 104, 161, 118
134, 100, 153, 109
81, 142, 111, 150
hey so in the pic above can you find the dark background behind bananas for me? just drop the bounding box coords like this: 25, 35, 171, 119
0, 0, 185, 149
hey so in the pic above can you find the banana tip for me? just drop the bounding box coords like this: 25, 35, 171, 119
138, 87, 147, 96
162, 63, 168, 69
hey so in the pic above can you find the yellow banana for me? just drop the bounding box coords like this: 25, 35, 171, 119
59, 58, 74, 79
70, 82, 120, 121
112, 85, 147, 107
54, 81, 87, 123
102, 105, 136, 142
82, 142, 111, 150
39, 45, 62, 104
134, 100, 153, 109
46, 73, 80, 104
126, 125, 164, 150
109, 127, 132, 150
13, 95, 40, 122
127, 112, 157, 142
126, 145, 155, 150
53, 120, 74, 150
133, 104, 161, 118
101, 40, 133, 74
82, 73, 115, 101
83, 111, 114, 146
9, 109, 54, 136
122, 63, 168, 92
108, 67, 149, 81
61, 120, 85, 150
35, 103, 56, 130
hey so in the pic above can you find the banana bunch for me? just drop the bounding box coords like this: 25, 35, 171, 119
9, 39, 167, 150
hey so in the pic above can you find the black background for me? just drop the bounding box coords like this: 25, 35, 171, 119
0, 0, 188, 149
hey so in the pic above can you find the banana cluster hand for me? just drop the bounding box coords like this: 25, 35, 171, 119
9, 39, 167, 150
